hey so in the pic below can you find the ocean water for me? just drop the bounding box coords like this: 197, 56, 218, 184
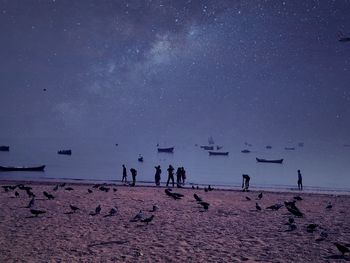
0, 137, 350, 192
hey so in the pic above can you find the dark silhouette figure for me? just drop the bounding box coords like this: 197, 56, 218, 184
43, 191, 54, 200
30, 209, 46, 217
141, 215, 155, 224
181, 167, 186, 185
70, 205, 79, 213
256, 202, 262, 211
334, 242, 350, 256
122, 164, 127, 183
242, 174, 250, 192
298, 170, 303, 190
176, 167, 182, 187
257, 192, 263, 200
130, 168, 137, 186
154, 165, 161, 186
166, 165, 175, 187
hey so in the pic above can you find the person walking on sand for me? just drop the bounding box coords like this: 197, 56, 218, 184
154, 165, 161, 186
242, 174, 250, 192
181, 167, 186, 185
166, 165, 175, 187
130, 168, 137, 187
297, 170, 303, 190
122, 164, 127, 183
176, 167, 182, 188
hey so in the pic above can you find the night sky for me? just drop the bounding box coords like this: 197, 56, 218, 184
1, 0, 350, 145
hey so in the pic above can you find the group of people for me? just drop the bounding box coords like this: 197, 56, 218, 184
121, 164, 187, 188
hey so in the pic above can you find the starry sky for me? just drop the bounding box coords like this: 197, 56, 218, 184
1, 0, 350, 145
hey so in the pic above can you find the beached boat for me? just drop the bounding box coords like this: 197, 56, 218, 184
157, 147, 174, 153
256, 158, 283, 164
0, 165, 45, 171
0, 146, 10, 151
209, 151, 229, 156
241, 149, 251, 153
58, 150, 72, 155
200, 146, 214, 151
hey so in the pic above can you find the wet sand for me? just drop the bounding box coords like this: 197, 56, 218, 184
0, 180, 350, 262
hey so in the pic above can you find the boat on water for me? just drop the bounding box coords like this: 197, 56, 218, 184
200, 146, 214, 151
157, 147, 174, 153
266, 145, 272, 149
209, 151, 229, 156
0, 165, 45, 171
284, 147, 295, 150
58, 150, 72, 155
256, 158, 283, 164
241, 149, 251, 153
0, 146, 9, 151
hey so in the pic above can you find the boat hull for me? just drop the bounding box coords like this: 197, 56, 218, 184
209, 151, 229, 156
58, 150, 72, 155
0, 146, 10, 151
0, 165, 46, 171
256, 158, 283, 164
157, 147, 174, 153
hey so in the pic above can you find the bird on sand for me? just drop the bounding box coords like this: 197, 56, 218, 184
193, 193, 202, 202
92, 184, 100, 189
149, 205, 159, 212
30, 209, 46, 217
266, 204, 283, 211
245, 196, 251, 201
26, 197, 35, 208
130, 210, 144, 222
256, 203, 262, 211
113, 188, 117, 192
90, 205, 101, 216
15, 191, 19, 197
70, 205, 79, 213
286, 224, 297, 232
65, 187, 74, 191
286, 206, 303, 217
288, 217, 294, 224
208, 185, 214, 191
43, 191, 54, 200
53, 185, 59, 191
88, 189, 93, 194
326, 203, 332, 209
294, 196, 303, 201
257, 193, 263, 200
104, 207, 118, 217
334, 242, 350, 256
199, 201, 210, 210
306, 224, 318, 232
26, 189, 35, 198
59, 183, 66, 188
141, 215, 155, 224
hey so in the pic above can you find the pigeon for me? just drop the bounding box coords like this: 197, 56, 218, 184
70, 205, 79, 213
293, 196, 303, 201
149, 205, 159, 212
99, 186, 109, 192
266, 204, 283, 211
15, 191, 19, 197
256, 203, 262, 211
65, 187, 74, 191
286, 206, 303, 217
284, 201, 296, 207
26, 197, 35, 208
286, 224, 297, 232
90, 205, 101, 216
306, 224, 318, 232
88, 189, 93, 194
334, 242, 350, 256
257, 193, 263, 200
104, 207, 118, 217
53, 185, 59, 191
199, 201, 210, 210
26, 189, 35, 198
193, 194, 202, 202
43, 191, 54, 200
315, 231, 328, 242
30, 209, 46, 217
141, 215, 155, 224
59, 183, 66, 188
130, 210, 144, 222
245, 196, 251, 201
288, 217, 294, 224
326, 203, 332, 209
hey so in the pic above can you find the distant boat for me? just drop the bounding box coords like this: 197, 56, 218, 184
209, 151, 229, 156
284, 147, 295, 150
0, 165, 45, 172
266, 145, 272, 149
298, 142, 304, 147
138, 155, 143, 162
256, 158, 283, 164
241, 149, 251, 153
58, 150, 72, 155
200, 146, 214, 151
0, 146, 10, 151
157, 147, 174, 153
208, 136, 215, 145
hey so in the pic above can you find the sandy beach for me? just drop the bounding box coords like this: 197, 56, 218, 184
0, 180, 350, 262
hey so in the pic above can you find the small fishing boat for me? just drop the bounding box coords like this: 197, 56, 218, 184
200, 146, 214, 151
256, 158, 283, 164
241, 149, 251, 153
266, 145, 272, 149
0, 165, 45, 171
209, 151, 229, 156
157, 147, 174, 153
138, 154, 144, 162
284, 147, 295, 150
0, 146, 9, 151
58, 150, 72, 155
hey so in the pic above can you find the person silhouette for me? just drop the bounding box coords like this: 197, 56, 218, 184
154, 165, 161, 186
181, 167, 186, 185
176, 167, 182, 188
242, 174, 250, 192
122, 164, 127, 183
297, 170, 303, 190
130, 168, 137, 186
166, 165, 175, 187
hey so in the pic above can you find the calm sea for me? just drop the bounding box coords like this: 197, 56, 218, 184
0, 137, 349, 193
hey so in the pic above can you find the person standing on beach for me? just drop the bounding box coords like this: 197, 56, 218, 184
130, 168, 137, 186
122, 164, 127, 183
176, 167, 182, 187
154, 165, 161, 186
181, 167, 186, 185
166, 165, 175, 187
242, 174, 250, 192
297, 170, 303, 190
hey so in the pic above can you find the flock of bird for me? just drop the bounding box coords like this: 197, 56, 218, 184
1, 182, 350, 257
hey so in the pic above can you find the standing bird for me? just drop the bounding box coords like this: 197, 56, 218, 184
88, 189, 93, 194
53, 185, 59, 191
26, 189, 35, 198
30, 209, 46, 217
245, 196, 251, 201
256, 203, 262, 211
26, 197, 35, 208
90, 205, 101, 216
306, 224, 318, 232
43, 191, 54, 200
15, 191, 19, 197
193, 194, 202, 202
65, 187, 74, 191
294, 196, 303, 201
326, 203, 332, 209
199, 201, 210, 210
334, 242, 350, 256
70, 205, 79, 213
141, 215, 155, 224
130, 210, 144, 222
266, 204, 283, 211
104, 207, 118, 217
150, 205, 159, 212
257, 193, 263, 200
